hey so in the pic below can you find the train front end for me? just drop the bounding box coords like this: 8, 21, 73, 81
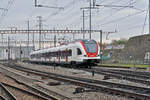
80, 39, 100, 65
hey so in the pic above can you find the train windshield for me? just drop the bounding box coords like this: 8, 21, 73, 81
82, 40, 97, 53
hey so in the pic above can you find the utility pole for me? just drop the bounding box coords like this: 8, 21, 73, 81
149, 0, 150, 37
20, 44, 22, 61
81, 0, 98, 39
33, 32, 35, 51
82, 10, 85, 39
73, 33, 75, 40
99, 30, 117, 63
37, 16, 42, 50
100, 30, 102, 64
8, 37, 10, 61
1, 34, 4, 60
27, 20, 30, 57
149, 0, 150, 65
89, 0, 92, 39
54, 35, 56, 47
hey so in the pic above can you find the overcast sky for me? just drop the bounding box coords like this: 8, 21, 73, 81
0, 0, 148, 43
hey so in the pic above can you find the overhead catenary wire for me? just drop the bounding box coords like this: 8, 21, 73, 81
141, 8, 148, 34
0, 0, 149, 42
45, 0, 83, 21
0, 0, 15, 25
100, 9, 147, 27
93, 0, 136, 26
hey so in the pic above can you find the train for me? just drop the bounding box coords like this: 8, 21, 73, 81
29, 39, 101, 68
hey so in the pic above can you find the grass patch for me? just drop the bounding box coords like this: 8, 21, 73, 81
99, 63, 150, 68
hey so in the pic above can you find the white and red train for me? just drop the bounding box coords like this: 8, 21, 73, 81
29, 39, 100, 67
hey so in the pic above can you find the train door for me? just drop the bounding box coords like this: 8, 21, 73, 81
58, 50, 61, 63
72, 46, 77, 61
65, 49, 68, 62
76, 48, 82, 61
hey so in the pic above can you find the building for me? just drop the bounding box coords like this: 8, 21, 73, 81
0, 46, 34, 60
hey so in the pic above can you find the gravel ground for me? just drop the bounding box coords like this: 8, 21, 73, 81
37, 82, 131, 100
15, 62, 134, 100
18, 62, 105, 80
0, 72, 44, 100
18, 62, 149, 88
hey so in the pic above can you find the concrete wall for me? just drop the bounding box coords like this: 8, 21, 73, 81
120, 34, 150, 60
103, 34, 150, 64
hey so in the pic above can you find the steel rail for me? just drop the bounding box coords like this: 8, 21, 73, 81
7, 76, 71, 100
94, 68, 150, 79
0, 82, 17, 100
111, 69, 150, 76
98, 65, 146, 69
83, 68, 150, 85
0, 65, 71, 100
3, 63, 150, 100
0, 96, 6, 100
1, 82, 56, 100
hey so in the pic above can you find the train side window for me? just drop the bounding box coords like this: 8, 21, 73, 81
61, 51, 65, 58
68, 49, 72, 56
77, 48, 82, 55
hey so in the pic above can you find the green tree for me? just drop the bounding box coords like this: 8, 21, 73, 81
111, 38, 128, 45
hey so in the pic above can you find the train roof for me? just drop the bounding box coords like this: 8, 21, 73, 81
30, 39, 97, 55
30, 41, 76, 55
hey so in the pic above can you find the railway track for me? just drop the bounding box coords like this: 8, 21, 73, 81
6, 75, 71, 100
0, 96, 6, 100
0, 66, 69, 100
0, 82, 17, 100
98, 65, 146, 69
83, 67, 150, 85
2, 62, 150, 100
111, 69, 150, 77
95, 67, 150, 79
0, 80, 57, 100
1, 82, 54, 100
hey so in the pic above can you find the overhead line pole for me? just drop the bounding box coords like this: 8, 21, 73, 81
83, 10, 85, 39
37, 16, 42, 50
149, 0, 150, 65
8, 37, 10, 61
89, 0, 92, 39
34, 0, 64, 49
33, 31, 35, 51
27, 20, 30, 57
100, 30, 102, 64
81, 0, 98, 40
1, 34, 4, 60
149, 0, 150, 37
